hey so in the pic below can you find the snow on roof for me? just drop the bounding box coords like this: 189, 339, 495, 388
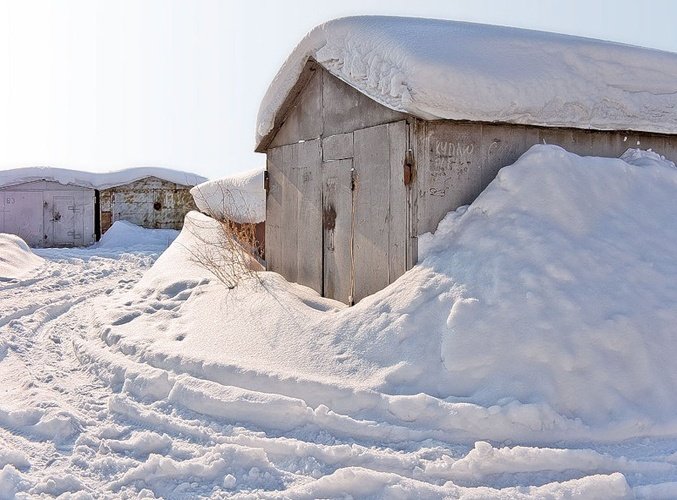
256, 16, 677, 146
190, 168, 265, 224
0, 166, 207, 190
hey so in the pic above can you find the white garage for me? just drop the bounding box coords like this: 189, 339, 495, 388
0, 178, 96, 248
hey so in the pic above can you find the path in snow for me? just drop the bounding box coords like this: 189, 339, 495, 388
1, 246, 677, 498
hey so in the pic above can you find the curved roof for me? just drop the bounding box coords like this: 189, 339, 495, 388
256, 16, 677, 148
0, 166, 207, 190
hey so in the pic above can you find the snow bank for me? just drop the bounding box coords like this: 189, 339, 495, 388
190, 168, 265, 223
0, 234, 44, 279
257, 16, 677, 145
421, 145, 677, 425
97, 221, 179, 251
97, 145, 677, 442
0, 166, 206, 190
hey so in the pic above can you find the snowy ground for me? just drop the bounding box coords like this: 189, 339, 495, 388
2, 147, 677, 498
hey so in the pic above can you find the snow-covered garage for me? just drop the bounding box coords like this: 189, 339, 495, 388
0, 167, 206, 247
97, 168, 206, 235
256, 16, 677, 304
0, 176, 96, 247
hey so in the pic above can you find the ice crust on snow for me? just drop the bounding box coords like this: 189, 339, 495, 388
190, 168, 265, 223
0, 166, 206, 190
256, 16, 677, 145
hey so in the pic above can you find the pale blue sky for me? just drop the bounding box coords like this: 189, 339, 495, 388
1, 0, 676, 179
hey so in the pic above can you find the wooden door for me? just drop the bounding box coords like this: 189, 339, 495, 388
322, 158, 353, 304
352, 120, 408, 303
321, 120, 409, 304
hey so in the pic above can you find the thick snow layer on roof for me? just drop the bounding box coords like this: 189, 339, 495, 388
0, 166, 206, 190
257, 16, 677, 145
190, 168, 265, 223
0, 234, 44, 279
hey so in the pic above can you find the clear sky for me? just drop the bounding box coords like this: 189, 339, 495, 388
1, 0, 676, 179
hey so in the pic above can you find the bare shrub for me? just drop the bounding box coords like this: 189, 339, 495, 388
185, 183, 264, 289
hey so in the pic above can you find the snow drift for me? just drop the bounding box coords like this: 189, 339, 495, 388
257, 16, 677, 145
190, 168, 265, 223
0, 234, 44, 279
96, 145, 677, 443
97, 221, 179, 251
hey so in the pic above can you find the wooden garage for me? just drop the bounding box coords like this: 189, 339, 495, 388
255, 17, 677, 304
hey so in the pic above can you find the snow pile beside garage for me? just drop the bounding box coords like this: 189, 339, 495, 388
96, 221, 179, 251
257, 16, 677, 144
190, 168, 265, 223
93, 145, 677, 443
0, 166, 206, 190
0, 234, 44, 279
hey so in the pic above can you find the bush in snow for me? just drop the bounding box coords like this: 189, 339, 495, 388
181, 211, 263, 290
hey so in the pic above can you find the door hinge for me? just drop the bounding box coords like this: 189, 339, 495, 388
350, 168, 356, 191
263, 170, 270, 193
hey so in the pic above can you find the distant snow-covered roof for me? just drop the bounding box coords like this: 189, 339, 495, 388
0, 166, 207, 190
190, 168, 265, 224
257, 16, 677, 146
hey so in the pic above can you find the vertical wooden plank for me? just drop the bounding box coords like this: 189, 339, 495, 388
264, 147, 283, 274
295, 139, 323, 294
353, 123, 391, 303
322, 158, 353, 303
387, 121, 408, 283
280, 143, 299, 284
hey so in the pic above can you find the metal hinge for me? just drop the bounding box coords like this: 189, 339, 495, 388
350, 168, 356, 191
263, 170, 270, 193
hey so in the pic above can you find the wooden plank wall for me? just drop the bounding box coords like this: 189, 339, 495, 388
416, 121, 677, 236
266, 139, 323, 294
322, 158, 353, 303
352, 124, 391, 302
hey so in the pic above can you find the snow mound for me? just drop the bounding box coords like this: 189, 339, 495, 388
0, 234, 44, 279
190, 168, 265, 223
97, 145, 677, 442
0, 166, 206, 190
257, 16, 677, 145
419, 145, 677, 425
97, 221, 179, 251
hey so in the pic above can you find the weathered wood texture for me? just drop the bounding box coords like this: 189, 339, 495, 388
0, 180, 96, 247
416, 121, 677, 235
322, 158, 353, 303
99, 177, 196, 234
263, 63, 407, 152
263, 65, 677, 305
353, 124, 392, 301
265, 140, 323, 293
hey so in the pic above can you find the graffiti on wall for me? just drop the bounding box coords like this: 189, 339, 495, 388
429, 140, 475, 196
